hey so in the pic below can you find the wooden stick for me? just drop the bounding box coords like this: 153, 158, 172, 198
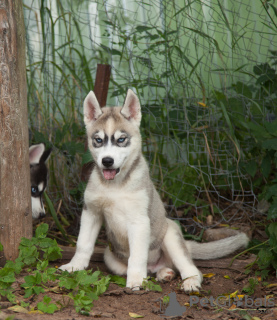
59, 245, 105, 262
59, 245, 256, 272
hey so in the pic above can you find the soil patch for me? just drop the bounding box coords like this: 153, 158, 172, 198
1, 255, 276, 320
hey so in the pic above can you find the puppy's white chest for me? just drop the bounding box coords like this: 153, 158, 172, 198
104, 199, 128, 234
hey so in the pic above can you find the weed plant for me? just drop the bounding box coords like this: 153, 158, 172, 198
0, 224, 162, 314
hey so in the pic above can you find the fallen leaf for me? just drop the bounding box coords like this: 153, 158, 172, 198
229, 290, 238, 299
129, 312, 144, 318
50, 286, 61, 293
194, 125, 209, 132
203, 273, 215, 278
8, 306, 28, 313
237, 295, 244, 300
224, 275, 230, 279
197, 102, 208, 108
228, 304, 237, 310
266, 283, 277, 288
251, 317, 261, 320
193, 216, 202, 223
28, 310, 44, 314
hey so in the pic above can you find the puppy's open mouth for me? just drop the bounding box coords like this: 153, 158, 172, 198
103, 168, 120, 180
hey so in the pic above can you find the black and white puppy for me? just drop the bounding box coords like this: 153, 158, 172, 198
29, 143, 52, 219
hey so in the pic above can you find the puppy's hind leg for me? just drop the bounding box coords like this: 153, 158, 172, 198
162, 219, 203, 293
104, 247, 128, 275
148, 251, 176, 282
156, 267, 176, 282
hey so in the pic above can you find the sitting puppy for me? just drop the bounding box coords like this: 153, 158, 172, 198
29, 143, 51, 219
60, 90, 249, 292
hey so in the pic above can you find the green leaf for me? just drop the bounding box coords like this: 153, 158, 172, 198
42, 296, 51, 304
142, 278, 162, 292
59, 277, 77, 290
264, 185, 277, 201
44, 194, 72, 244
19, 238, 34, 247
0, 242, 3, 251
81, 150, 93, 165
268, 199, 277, 219
37, 296, 58, 314
265, 119, 277, 136
4, 260, 24, 274
44, 245, 62, 261
93, 276, 111, 296
233, 81, 252, 99
258, 248, 273, 268
110, 275, 126, 287
99, 44, 122, 56
0, 269, 16, 284
268, 222, 277, 254
245, 160, 257, 177
35, 223, 49, 239
76, 270, 99, 286
33, 286, 45, 295
135, 25, 153, 33
268, 222, 277, 237
24, 288, 33, 298
20, 247, 35, 263
247, 122, 273, 140
61, 141, 84, 159
262, 138, 277, 150
39, 238, 55, 248
261, 154, 271, 179
69, 290, 94, 313
23, 273, 42, 286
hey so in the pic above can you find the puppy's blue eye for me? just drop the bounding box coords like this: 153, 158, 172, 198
118, 137, 126, 143
95, 138, 103, 143
31, 187, 37, 194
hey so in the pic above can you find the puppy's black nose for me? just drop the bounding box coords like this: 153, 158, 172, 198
102, 157, 114, 168
39, 211, 46, 219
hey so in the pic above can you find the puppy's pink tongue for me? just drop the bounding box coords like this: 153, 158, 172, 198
103, 169, 117, 180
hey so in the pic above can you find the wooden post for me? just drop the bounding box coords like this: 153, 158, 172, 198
93, 64, 111, 108
0, 0, 32, 265
81, 64, 111, 181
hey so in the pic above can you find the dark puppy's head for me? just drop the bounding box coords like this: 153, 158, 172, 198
29, 144, 52, 219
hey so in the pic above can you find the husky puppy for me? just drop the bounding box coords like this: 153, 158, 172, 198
29, 143, 51, 219
60, 90, 249, 292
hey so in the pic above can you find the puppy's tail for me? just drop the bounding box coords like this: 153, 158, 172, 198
186, 233, 249, 260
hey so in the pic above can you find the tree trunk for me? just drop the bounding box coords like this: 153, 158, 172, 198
0, 0, 32, 265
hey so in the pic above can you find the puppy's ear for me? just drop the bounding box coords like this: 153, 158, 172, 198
29, 143, 45, 165
83, 91, 103, 126
40, 148, 52, 164
120, 89, 141, 127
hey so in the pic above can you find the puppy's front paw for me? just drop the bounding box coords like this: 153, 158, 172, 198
59, 261, 87, 273
126, 273, 145, 291
181, 276, 201, 293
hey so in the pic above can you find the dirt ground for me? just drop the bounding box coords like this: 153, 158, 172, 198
1, 254, 277, 320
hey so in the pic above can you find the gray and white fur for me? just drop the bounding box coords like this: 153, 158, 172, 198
60, 90, 249, 293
